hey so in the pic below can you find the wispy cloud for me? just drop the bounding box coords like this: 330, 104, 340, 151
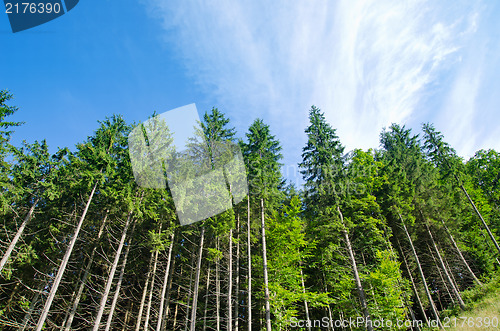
143, 0, 485, 181
438, 47, 483, 158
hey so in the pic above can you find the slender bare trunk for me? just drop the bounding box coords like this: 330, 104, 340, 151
184, 252, 196, 331
400, 215, 443, 329
104, 220, 136, 331
173, 286, 180, 329
338, 207, 372, 331
397, 237, 428, 325
4, 280, 20, 314
92, 211, 134, 331
407, 306, 421, 331
164, 253, 176, 323
247, 197, 252, 331
443, 252, 460, 294
327, 306, 334, 331
428, 244, 455, 306
300, 268, 311, 331
203, 266, 211, 331
235, 214, 240, 331
190, 226, 205, 331
144, 248, 159, 330
428, 132, 500, 256
216, 238, 221, 331
121, 302, 133, 331
135, 251, 154, 331
19, 288, 42, 331
156, 232, 175, 331
460, 184, 500, 255
60, 284, 77, 329
261, 199, 272, 331
228, 227, 233, 331
440, 219, 482, 286
35, 181, 98, 331
64, 211, 108, 331
425, 220, 465, 309
144, 224, 163, 330
0, 199, 38, 272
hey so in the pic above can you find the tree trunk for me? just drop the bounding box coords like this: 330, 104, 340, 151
396, 237, 428, 326
156, 232, 175, 331
60, 282, 78, 329
216, 237, 221, 331
428, 132, 500, 256
173, 286, 181, 329
19, 287, 42, 331
64, 211, 109, 331
385, 239, 412, 325
247, 197, 252, 331
460, 184, 500, 255
424, 220, 465, 310
144, 249, 159, 330
203, 266, 211, 331
327, 305, 334, 331
300, 268, 311, 331
190, 226, 205, 331
104, 219, 137, 331
4, 280, 20, 314
428, 244, 455, 306
144, 224, 163, 330
184, 250, 196, 331
261, 199, 272, 331
121, 302, 133, 331
35, 181, 98, 331
135, 251, 154, 331
164, 252, 176, 323
338, 206, 373, 331
440, 219, 482, 286
228, 227, 233, 331
400, 215, 443, 329
235, 214, 240, 331
92, 210, 134, 331
443, 252, 460, 295
0, 199, 38, 272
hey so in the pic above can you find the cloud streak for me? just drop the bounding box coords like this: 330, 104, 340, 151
144, 0, 486, 182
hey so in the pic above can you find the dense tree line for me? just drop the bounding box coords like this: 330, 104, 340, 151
0, 89, 499, 330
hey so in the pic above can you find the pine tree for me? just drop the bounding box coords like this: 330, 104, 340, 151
0, 90, 23, 214
299, 106, 374, 330
422, 123, 500, 256
241, 118, 284, 330
35, 115, 131, 331
0, 140, 61, 273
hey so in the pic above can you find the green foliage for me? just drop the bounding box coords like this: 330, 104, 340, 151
1, 92, 498, 330
0, 90, 23, 213
241, 118, 284, 204
366, 250, 409, 325
206, 247, 223, 262
267, 196, 331, 330
466, 150, 500, 205
300, 105, 345, 209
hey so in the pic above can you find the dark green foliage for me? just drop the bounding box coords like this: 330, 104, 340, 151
241, 118, 284, 204
0, 90, 23, 214
0, 94, 498, 330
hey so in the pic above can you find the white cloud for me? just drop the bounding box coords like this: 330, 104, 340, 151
143, 0, 483, 182
438, 61, 482, 158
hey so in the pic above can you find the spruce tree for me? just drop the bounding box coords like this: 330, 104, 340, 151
241, 118, 284, 331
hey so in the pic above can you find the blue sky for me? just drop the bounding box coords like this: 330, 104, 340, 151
2, 0, 500, 186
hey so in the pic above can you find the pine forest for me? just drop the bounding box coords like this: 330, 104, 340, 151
1, 89, 499, 330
